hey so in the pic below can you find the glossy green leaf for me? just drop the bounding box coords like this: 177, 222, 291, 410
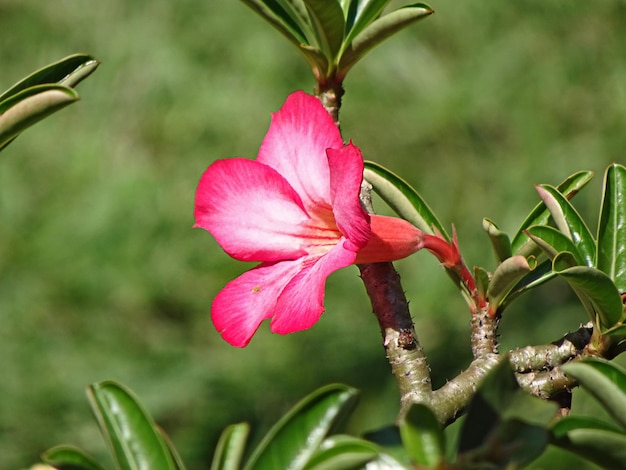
342, 0, 390, 53
303, 435, 379, 470
42, 445, 108, 470
535, 184, 596, 267
240, 0, 309, 45
362, 425, 411, 466
0, 54, 98, 102
553, 254, 623, 330
511, 170, 594, 255
501, 260, 554, 308
597, 163, 626, 292
303, 0, 345, 59
474, 266, 490, 305
244, 384, 359, 470
398, 403, 444, 467
363, 161, 448, 240
87, 381, 176, 470
550, 427, 626, 469
482, 218, 512, 262
563, 358, 626, 431
0, 85, 78, 150
211, 423, 250, 470
551, 415, 623, 437
338, 4, 433, 77
486, 255, 536, 314
525, 225, 583, 264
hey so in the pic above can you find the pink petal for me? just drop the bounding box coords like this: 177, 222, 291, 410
194, 158, 310, 262
326, 142, 371, 251
270, 239, 358, 334
257, 91, 343, 211
212, 260, 303, 347
354, 215, 424, 263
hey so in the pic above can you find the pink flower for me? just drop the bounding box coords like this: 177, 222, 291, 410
194, 91, 424, 346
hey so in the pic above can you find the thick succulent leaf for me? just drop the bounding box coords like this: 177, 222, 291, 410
553, 254, 624, 330
482, 218, 513, 262
0, 85, 78, 151
551, 415, 623, 437
563, 358, 626, 431
597, 163, 626, 292
303, 435, 379, 470
363, 161, 448, 239
474, 266, 490, 305
525, 225, 583, 264
338, 4, 433, 77
342, 0, 391, 53
486, 255, 536, 314
535, 184, 596, 267
398, 403, 444, 467
87, 381, 176, 470
511, 170, 594, 256
0, 54, 98, 102
550, 427, 626, 469
211, 423, 250, 470
244, 384, 359, 470
41, 445, 108, 470
303, 0, 345, 59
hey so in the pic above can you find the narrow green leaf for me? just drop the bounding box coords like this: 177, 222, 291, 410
563, 358, 626, 431
240, 0, 309, 45
525, 225, 583, 264
244, 384, 359, 470
302, 0, 346, 59
483, 218, 513, 262
553, 255, 623, 330
0, 86, 78, 150
363, 161, 448, 240
398, 403, 444, 467
87, 381, 176, 470
486, 255, 536, 314
159, 429, 188, 470
211, 423, 250, 470
342, 0, 391, 53
511, 170, 594, 255
338, 4, 433, 77
550, 427, 626, 469
474, 266, 490, 305
0, 54, 98, 102
362, 425, 411, 466
303, 435, 379, 470
535, 184, 596, 267
501, 260, 554, 308
551, 415, 623, 437
42, 445, 108, 470
597, 163, 626, 292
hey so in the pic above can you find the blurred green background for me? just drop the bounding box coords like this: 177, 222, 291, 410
1, 1, 624, 468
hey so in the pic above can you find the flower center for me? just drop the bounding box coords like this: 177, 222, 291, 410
300, 204, 342, 256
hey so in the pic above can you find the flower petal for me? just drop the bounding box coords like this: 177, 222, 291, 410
212, 260, 303, 347
257, 91, 343, 211
194, 158, 310, 262
326, 142, 371, 251
270, 239, 358, 334
355, 215, 424, 263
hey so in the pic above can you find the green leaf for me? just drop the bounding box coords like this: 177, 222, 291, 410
525, 225, 583, 264
483, 218, 513, 262
363, 426, 411, 466
244, 384, 359, 470
535, 184, 596, 267
550, 427, 626, 469
486, 255, 536, 315
363, 160, 448, 240
303, 435, 379, 470
338, 4, 433, 77
501, 260, 554, 308
553, 254, 624, 330
42, 445, 108, 470
597, 163, 626, 292
551, 415, 623, 437
211, 423, 250, 470
302, 0, 345, 59
0, 85, 78, 150
474, 266, 490, 305
511, 170, 594, 255
342, 0, 391, 53
0, 54, 98, 103
87, 381, 176, 470
159, 428, 188, 470
240, 0, 309, 45
398, 403, 444, 467
563, 358, 626, 431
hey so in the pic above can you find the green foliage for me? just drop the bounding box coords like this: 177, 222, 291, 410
0, 54, 98, 151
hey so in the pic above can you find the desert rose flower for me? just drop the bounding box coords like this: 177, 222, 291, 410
194, 91, 428, 347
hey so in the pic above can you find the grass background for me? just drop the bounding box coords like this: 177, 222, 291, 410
1, 1, 624, 468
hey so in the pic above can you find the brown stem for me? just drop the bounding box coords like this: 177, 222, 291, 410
314, 79, 344, 128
